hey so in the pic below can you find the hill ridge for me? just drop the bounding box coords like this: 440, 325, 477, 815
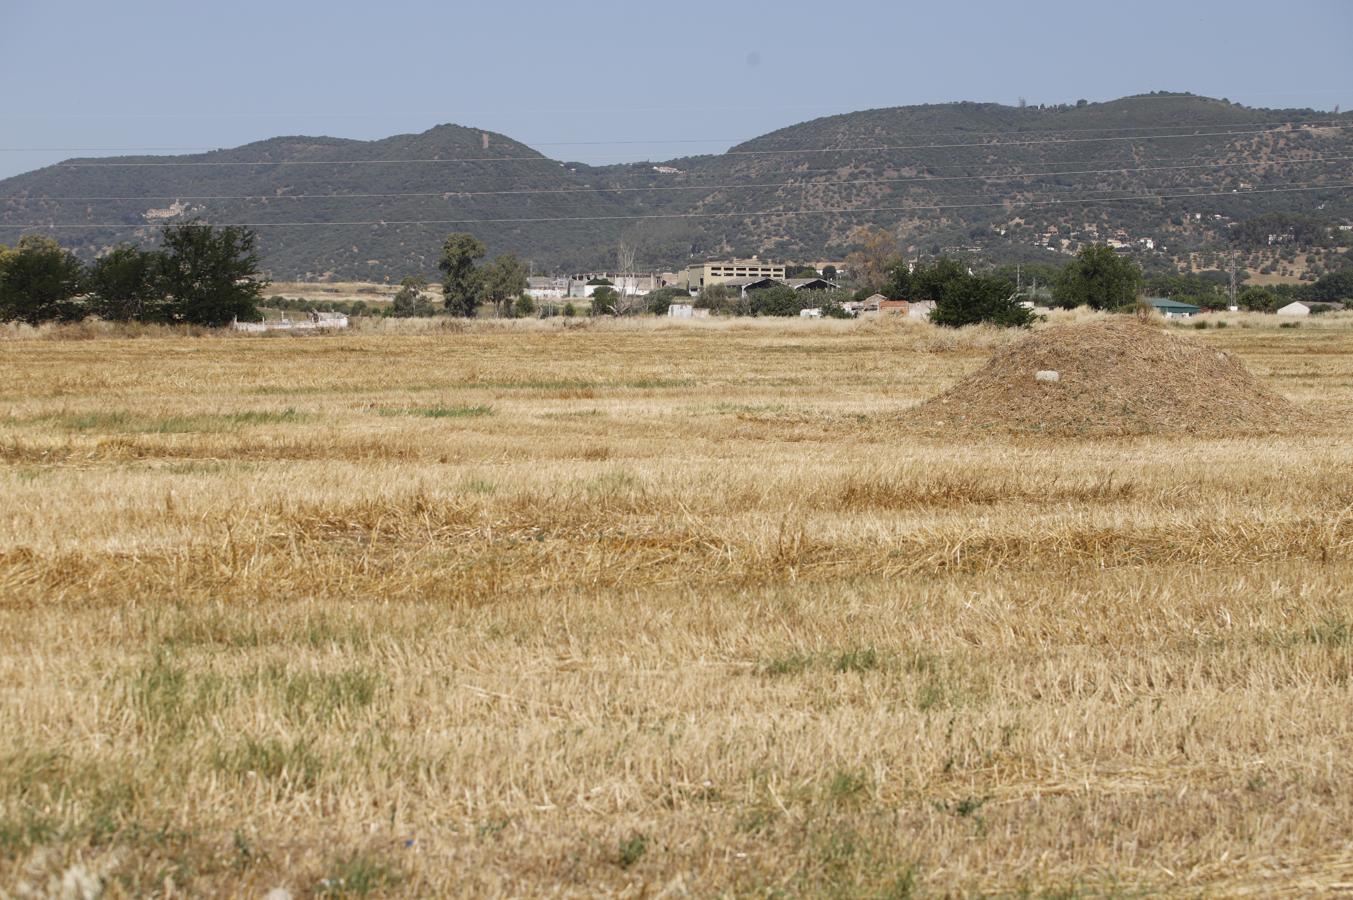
2, 93, 1350, 279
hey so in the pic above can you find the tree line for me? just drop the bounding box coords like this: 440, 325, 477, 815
0, 224, 266, 326
5, 225, 1350, 329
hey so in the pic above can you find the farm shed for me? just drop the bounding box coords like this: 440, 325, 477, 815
1146, 298, 1202, 319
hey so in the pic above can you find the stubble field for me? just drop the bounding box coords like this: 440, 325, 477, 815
2, 313, 1352, 897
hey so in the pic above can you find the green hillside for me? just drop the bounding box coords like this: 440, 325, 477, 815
2, 93, 1350, 279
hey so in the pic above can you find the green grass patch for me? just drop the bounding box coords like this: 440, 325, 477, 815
214, 737, 322, 790
617, 833, 649, 869
318, 851, 401, 896
378, 404, 494, 418
50, 408, 307, 433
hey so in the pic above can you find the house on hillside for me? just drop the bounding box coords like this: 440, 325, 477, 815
1276, 300, 1342, 316
1147, 298, 1202, 319
877, 299, 910, 315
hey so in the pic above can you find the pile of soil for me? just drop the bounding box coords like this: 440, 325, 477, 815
909, 320, 1300, 435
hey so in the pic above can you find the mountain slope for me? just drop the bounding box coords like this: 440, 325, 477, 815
2, 94, 1350, 279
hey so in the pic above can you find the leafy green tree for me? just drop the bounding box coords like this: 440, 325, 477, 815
1304, 270, 1353, 303
513, 294, 535, 318
1053, 245, 1142, 310
883, 262, 912, 299
0, 235, 86, 324
590, 286, 618, 315
748, 285, 804, 317
931, 273, 1033, 328
438, 233, 486, 317
909, 257, 969, 303
1237, 286, 1277, 311
822, 265, 837, 280
644, 286, 689, 315
87, 245, 164, 322
479, 252, 529, 317
696, 283, 732, 311
562, 302, 577, 318
390, 275, 434, 317
157, 223, 266, 325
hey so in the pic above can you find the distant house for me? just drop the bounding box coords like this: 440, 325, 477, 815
907, 300, 937, 319
1276, 300, 1342, 316
799, 308, 822, 318
1147, 298, 1202, 319
878, 299, 909, 315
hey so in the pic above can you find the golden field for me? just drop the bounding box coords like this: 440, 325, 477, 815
2, 312, 1352, 897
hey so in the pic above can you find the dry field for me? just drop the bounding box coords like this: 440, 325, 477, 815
2, 313, 1353, 897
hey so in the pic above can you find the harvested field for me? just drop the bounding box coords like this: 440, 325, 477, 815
2, 312, 1353, 896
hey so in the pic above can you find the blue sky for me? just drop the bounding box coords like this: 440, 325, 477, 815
2, 0, 1350, 180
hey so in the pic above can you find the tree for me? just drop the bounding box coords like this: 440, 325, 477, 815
844, 225, 902, 292
931, 273, 1033, 328
1053, 245, 1142, 310
391, 275, 435, 317
748, 285, 804, 317
0, 236, 86, 325
822, 265, 837, 281
513, 294, 536, 318
1237, 286, 1277, 312
479, 252, 529, 317
613, 241, 645, 316
909, 257, 968, 303
882, 262, 912, 300
1304, 270, 1353, 303
696, 283, 732, 311
644, 286, 688, 315
438, 233, 486, 316
589, 286, 618, 315
86, 245, 164, 322
157, 223, 266, 326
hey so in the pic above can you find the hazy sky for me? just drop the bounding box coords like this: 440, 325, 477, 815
2, 0, 1350, 180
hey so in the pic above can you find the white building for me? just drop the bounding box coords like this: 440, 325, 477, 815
526, 277, 567, 300
1277, 301, 1342, 316
907, 300, 937, 319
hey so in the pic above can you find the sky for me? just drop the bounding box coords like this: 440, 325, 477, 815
2, 0, 1351, 181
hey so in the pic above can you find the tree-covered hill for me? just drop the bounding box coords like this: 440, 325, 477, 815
2, 93, 1350, 279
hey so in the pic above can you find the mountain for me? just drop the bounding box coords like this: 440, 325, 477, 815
2, 93, 1350, 280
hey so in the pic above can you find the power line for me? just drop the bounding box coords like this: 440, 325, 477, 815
46, 124, 1353, 167
4, 182, 1346, 230
3, 116, 1347, 154
5, 89, 1348, 120
6, 154, 1349, 203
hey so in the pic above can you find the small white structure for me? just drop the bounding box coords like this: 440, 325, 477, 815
1277, 301, 1312, 316
231, 311, 348, 333
668, 303, 694, 318
526, 277, 567, 300
799, 308, 822, 318
907, 300, 937, 319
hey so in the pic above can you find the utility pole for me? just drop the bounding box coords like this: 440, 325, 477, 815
1228, 255, 1238, 310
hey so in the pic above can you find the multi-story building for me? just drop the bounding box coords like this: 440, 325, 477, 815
676, 259, 786, 292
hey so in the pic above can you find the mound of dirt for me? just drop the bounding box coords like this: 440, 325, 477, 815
910, 320, 1300, 435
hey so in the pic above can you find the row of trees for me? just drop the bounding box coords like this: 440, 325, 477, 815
435, 234, 528, 317
0, 225, 265, 326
